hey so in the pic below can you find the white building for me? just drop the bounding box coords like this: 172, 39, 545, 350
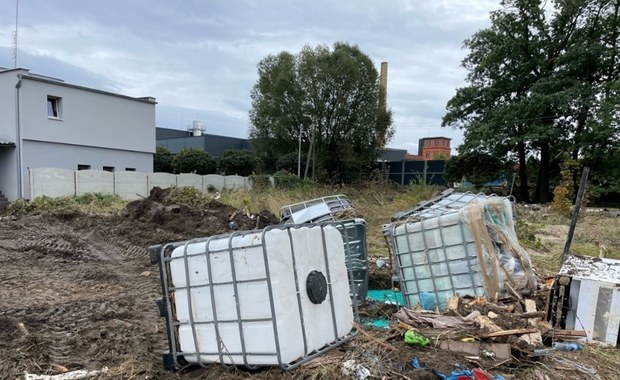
0, 67, 156, 201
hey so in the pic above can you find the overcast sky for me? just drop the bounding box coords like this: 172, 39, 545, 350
0, 0, 499, 154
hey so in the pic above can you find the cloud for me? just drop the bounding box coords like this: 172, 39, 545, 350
0, 0, 499, 152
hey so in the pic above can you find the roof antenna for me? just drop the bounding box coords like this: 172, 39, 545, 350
13, 0, 19, 68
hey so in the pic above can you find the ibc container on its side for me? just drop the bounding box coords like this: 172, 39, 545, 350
151, 223, 356, 370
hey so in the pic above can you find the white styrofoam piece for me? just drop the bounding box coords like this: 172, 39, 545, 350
169, 226, 354, 365
559, 255, 620, 284
573, 279, 598, 339
605, 287, 620, 345
564, 277, 620, 345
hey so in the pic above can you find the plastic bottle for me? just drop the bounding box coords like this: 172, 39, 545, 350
552, 342, 583, 351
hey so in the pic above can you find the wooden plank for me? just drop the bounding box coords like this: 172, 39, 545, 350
543, 329, 587, 338
438, 340, 511, 360
482, 328, 538, 338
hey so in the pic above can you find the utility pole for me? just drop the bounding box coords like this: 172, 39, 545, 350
297, 126, 302, 177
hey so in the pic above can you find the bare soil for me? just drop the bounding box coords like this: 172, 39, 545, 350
0, 193, 617, 380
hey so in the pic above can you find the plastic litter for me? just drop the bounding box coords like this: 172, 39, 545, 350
411, 357, 506, 380
366, 289, 404, 306
341, 359, 371, 380
552, 342, 583, 351
404, 330, 430, 347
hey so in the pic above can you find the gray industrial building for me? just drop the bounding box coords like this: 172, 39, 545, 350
0, 67, 156, 201
156, 124, 251, 157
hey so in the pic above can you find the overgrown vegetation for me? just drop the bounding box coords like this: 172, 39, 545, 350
163, 186, 220, 209
7, 193, 127, 215
154, 145, 174, 173
173, 147, 217, 175
218, 149, 262, 176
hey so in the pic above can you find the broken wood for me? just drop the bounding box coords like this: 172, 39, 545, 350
447, 296, 460, 311
513, 311, 546, 319
477, 315, 502, 333
505, 282, 526, 308
543, 329, 587, 338
482, 328, 538, 338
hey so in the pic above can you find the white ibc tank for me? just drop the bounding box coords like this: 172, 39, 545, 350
168, 225, 354, 367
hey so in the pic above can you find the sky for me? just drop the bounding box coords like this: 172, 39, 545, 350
0, 0, 500, 155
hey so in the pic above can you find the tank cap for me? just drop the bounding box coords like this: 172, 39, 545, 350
306, 270, 328, 304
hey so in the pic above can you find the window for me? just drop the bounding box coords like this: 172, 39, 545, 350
125, 168, 136, 171
103, 166, 115, 172
77, 164, 91, 170
47, 96, 62, 119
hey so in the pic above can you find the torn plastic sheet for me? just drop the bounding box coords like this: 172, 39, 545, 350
387, 192, 537, 310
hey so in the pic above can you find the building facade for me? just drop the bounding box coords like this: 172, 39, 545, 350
0, 68, 156, 201
418, 137, 451, 160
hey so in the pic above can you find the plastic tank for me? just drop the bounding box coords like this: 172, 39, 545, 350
152, 224, 356, 370
387, 192, 536, 310
333, 219, 369, 305
280, 197, 368, 305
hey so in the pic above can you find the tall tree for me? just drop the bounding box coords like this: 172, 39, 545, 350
249, 43, 393, 181
443, 0, 620, 202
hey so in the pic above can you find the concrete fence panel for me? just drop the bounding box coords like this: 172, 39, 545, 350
149, 172, 177, 191
115, 171, 149, 200
76, 170, 114, 195
29, 168, 76, 199
28, 168, 262, 200
204, 174, 225, 191
225, 175, 246, 190
177, 173, 203, 191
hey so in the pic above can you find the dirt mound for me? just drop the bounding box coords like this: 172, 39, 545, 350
119, 187, 278, 245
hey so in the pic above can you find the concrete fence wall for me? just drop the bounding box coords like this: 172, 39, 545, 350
29, 168, 253, 200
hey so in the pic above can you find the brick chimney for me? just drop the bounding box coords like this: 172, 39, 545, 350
379, 61, 388, 111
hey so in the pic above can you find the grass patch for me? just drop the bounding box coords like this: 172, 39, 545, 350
164, 186, 220, 209
7, 193, 127, 215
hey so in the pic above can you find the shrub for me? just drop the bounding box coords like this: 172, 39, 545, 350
172, 148, 217, 175
218, 149, 262, 176
273, 170, 304, 188
154, 145, 174, 173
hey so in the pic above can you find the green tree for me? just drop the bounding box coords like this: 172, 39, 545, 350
172, 148, 217, 175
275, 151, 307, 174
154, 145, 174, 173
443, 0, 620, 202
218, 149, 262, 176
249, 42, 394, 181
444, 152, 504, 188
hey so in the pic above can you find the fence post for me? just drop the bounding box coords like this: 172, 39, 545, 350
401, 160, 405, 185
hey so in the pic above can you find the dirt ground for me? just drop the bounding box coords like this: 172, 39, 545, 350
0, 191, 618, 380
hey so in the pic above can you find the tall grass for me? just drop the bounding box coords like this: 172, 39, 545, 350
218, 182, 441, 256
7, 193, 127, 215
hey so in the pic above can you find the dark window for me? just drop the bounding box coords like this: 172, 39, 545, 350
77, 164, 91, 170
125, 168, 136, 171
103, 166, 115, 172
47, 96, 62, 119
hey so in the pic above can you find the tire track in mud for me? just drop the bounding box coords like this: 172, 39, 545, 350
0, 215, 166, 378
